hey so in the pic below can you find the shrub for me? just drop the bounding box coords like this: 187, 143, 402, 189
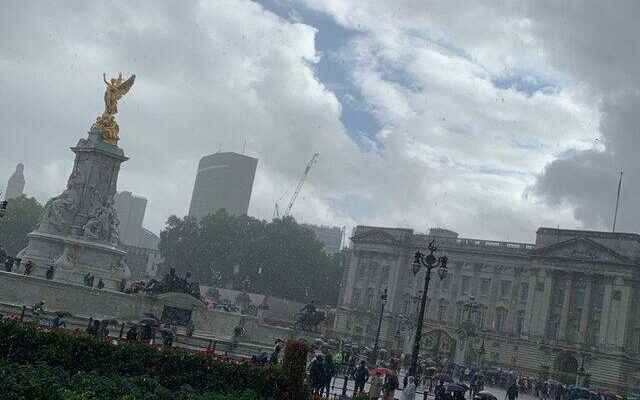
0, 359, 260, 400
279, 340, 310, 400
0, 320, 285, 398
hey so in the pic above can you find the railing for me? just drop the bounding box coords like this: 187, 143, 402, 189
414, 236, 535, 253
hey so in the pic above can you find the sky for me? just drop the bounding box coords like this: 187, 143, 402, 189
1, 1, 639, 243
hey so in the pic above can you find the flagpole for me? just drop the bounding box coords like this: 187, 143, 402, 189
612, 169, 623, 232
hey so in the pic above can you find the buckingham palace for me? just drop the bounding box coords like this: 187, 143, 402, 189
333, 226, 640, 392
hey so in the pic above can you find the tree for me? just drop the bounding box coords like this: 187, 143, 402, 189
158, 210, 344, 305
0, 195, 44, 256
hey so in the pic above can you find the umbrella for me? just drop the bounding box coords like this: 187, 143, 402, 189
374, 367, 393, 376
475, 391, 498, 400
55, 311, 73, 318
446, 383, 469, 393
138, 317, 161, 326
97, 318, 120, 326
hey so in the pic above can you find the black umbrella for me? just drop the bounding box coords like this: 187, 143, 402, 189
475, 391, 498, 400
446, 383, 469, 393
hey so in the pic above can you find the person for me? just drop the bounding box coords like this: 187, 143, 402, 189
270, 344, 282, 364
401, 376, 417, 400
126, 325, 139, 341
353, 360, 370, 395
0, 245, 6, 264
322, 353, 336, 397
506, 382, 519, 400
46, 265, 55, 280
309, 354, 325, 395
369, 370, 384, 399
97, 278, 105, 289
435, 380, 446, 400
23, 260, 34, 276
383, 371, 399, 400
5, 256, 14, 272
86, 320, 100, 336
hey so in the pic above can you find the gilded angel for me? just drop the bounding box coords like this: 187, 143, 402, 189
103, 73, 135, 116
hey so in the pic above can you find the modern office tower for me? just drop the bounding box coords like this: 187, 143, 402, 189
114, 191, 147, 247
188, 152, 258, 219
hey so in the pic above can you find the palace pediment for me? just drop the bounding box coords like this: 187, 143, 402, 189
532, 237, 632, 264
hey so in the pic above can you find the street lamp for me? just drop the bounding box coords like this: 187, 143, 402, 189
369, 288, 388, 366
477, 339, 486, 370
408, 239, 448, 378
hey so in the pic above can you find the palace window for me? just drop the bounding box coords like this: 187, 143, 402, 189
352, 289, 361, 307
495, 307, 508, 333
461, 276, 471, 295
381, 265, 390, 282
441, 275, 450, 291
516, 311, 525, 336
456, 302, 464, 324
480, 278, 491, 295
366, 288, 374, 311
500, 280, 512, 298
357, 264, 367, 278
438, 300, 448, 321
520, 282, 529, 304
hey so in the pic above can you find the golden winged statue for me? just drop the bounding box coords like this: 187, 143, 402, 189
92, 73, 135, 144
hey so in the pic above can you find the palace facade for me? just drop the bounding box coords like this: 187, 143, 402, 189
334, 226, 640, 392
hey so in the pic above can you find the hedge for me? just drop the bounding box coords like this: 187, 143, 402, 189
0, 359, 259, 400
0, 320, 287, 398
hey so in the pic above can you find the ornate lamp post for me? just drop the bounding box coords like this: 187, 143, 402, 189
368, 288, 388, 366
477, 339, 486, 370
408, 240, 448, 378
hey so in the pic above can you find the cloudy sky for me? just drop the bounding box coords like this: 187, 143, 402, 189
1, 1, 639, 243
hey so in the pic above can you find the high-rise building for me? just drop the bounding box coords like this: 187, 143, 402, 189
4, 163, 25, 200
303, 224, 344, 254
188, 152, 258, 219
114, 191, 147, 247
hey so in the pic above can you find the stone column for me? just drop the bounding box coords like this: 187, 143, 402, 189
578, 275, 593, 344
524, 271, 537, 336
615, 279, 631, 349
598, 277, 613, 348
537, 270, 554, 336
558, 275, 572, 341
507, 268, 523, 334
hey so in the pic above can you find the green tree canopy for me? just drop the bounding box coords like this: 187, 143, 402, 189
159, 210, 344, 305
0, 195, 44, 256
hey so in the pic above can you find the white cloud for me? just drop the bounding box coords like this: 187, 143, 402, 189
3, 0, 635, 245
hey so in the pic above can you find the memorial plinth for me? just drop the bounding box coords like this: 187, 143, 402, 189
18, 128, 131, 289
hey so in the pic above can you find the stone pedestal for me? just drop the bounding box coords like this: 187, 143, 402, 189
18, 127, 130, 290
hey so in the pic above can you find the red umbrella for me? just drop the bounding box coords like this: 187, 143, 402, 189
374, 367, 393, 375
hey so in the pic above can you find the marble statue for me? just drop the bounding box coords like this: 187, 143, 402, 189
41, 188, 78, 232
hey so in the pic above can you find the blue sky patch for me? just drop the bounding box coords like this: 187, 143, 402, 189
256, 0, 382, 149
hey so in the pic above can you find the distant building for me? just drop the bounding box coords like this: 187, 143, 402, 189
188, 152, 258, 219
114, 191, 147, 247
4, 163, 25, 200
114, 191, 162, 279
303, 224, 344, 254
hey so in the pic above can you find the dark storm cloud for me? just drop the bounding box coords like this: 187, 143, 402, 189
526, 1, 640, 231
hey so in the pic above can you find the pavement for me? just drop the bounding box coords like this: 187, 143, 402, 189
328, 376, 539, 400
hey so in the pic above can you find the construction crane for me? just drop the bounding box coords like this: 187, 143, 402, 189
274, 152, 319, 218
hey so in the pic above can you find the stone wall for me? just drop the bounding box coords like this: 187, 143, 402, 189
0, 270, 298, 347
